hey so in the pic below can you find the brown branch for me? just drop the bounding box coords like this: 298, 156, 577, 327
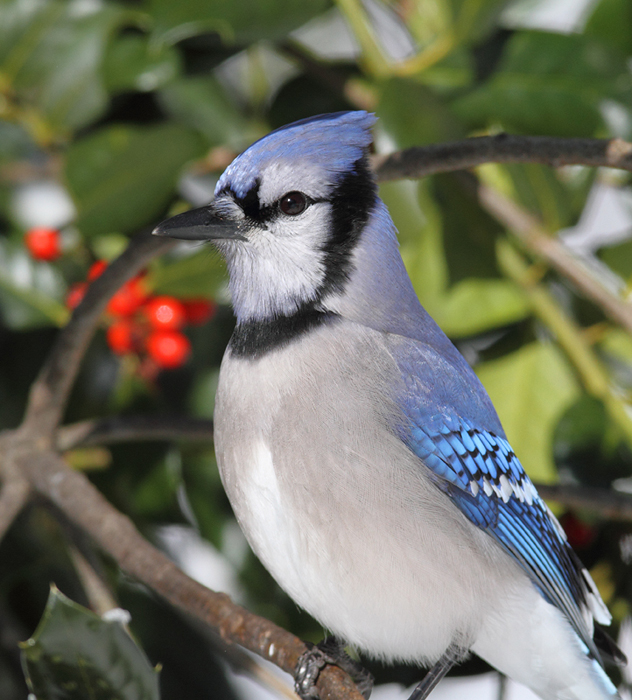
18, 449, 362, 700
0, 474, 30, 541
22, 230, 176, 438
372, 134, 632, 182
56, 416, 214, 451
536, 483, 632, 522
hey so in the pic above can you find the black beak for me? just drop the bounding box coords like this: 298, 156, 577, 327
153, 204, 248, 241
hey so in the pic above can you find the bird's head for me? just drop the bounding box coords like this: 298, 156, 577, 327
154, 111, 378, 323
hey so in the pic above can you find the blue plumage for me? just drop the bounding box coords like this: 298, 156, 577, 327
154, 110, 624, 700
389, 333, 599, 657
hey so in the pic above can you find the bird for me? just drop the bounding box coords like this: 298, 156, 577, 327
154, 111, 625, 700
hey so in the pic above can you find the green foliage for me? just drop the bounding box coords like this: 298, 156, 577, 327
1, 0, 632, 696
477, 342, 581, 483
0, 0, 143, 136
148, 0, 330, 45
66, 124, 205, 237
21, 586, 160, 700
453, 31, 632, 136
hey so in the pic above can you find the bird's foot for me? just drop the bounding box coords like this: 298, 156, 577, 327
295, 637, 374, 700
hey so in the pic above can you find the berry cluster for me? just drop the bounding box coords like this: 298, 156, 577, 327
69, 260, 215, 371
23, 227, 216, 373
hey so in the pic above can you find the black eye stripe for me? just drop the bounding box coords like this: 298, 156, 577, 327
221, 182, 327, 224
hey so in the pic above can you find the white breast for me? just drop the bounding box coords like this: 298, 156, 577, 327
213, 322, 525, 664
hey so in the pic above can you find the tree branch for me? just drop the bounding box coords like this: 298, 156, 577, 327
18, 449, 363, 700
0, 475, 30, 542
454, 173, 632, 336
22, 230, 176, 438
56, 416, 214, 451
536, 483, 632, 522
372, 134, 632, 182
496, 240, 632, 448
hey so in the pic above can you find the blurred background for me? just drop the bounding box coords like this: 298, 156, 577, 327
1, 0, 632, 698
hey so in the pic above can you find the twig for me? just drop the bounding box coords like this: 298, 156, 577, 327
497, 240, 632, 447
222, 644, 299, 700
372, 134, 632, 181
18, 449, 364, 700
22, 230, 176, 438
536, 483, 632, 522
458, 175, 632, 336
67, 544, 120, 618
56, 416, 214, 451
0, 475, 30, 543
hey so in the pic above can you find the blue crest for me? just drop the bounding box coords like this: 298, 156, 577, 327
216, 111, 377, 199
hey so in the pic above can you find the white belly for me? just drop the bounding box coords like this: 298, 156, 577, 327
213, 329, 517, 663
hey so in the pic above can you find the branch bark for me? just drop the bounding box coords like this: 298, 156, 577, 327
536, 483, 632, 522
0, 474, 30, 541
18, 449, 363, 700
56, 416, 214, 451
450, 172, 632, 336
372, 133, 632, 181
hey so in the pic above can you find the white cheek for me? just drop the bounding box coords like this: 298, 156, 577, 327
226, 205, 331, 320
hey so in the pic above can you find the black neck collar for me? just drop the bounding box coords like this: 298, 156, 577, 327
229, 305, 339, 359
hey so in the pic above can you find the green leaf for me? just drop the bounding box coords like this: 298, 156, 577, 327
20, 586, 160, 700
104, 34, 180, 94
433, 173, 503, 284
158, 76, 252, 149
150, 249, 228, 299
147, 0, 330, 45
599, 237, 632, 282
0, 0, 141, 134
449, 0, 512, 43
584, 0, 632, 56
453, 31, 632, 136
501, 163, 594, 232
0, 120, 34, 164
476, 342, 581, 483
0, 239, 68, 329
65, 124, 205, 237
377, 79, 465, 148
437, 278, 529, 337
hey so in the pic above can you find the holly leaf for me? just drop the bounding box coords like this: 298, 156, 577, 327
20, 586, 160, 700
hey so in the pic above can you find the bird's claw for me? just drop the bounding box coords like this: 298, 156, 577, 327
294, 638, 374, 700
295, 642, 332, 699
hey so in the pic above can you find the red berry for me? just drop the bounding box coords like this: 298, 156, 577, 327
88, 260, 108, 281
146, 330, 191, 369
66, 282, 88, 309
106, 277, 147, 317
106, 318, 138, 355
560, 512, 595, 549
183, 298, 217, 326
24, 227, 61, 261
143, 296, 186, 331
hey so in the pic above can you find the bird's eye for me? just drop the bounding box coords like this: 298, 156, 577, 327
279, 191, 307, 216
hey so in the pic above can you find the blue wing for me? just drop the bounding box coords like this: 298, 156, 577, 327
391, 338, 606, 657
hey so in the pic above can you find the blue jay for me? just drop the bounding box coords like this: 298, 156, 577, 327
154, 111, 625, 700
